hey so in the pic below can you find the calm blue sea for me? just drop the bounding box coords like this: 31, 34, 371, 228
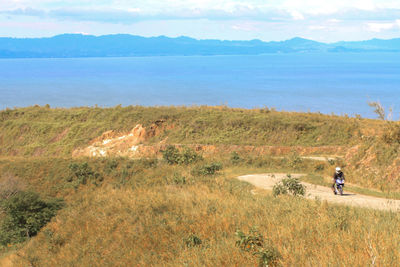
1, 53, 399, 119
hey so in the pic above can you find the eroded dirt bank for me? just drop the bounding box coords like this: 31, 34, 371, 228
72, 124, 346, 158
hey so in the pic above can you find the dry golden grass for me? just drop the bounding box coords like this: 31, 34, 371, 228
4, 159, 399, 266
1, 106, 400, 266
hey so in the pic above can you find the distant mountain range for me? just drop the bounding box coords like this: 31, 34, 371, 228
0, 34, 399, 58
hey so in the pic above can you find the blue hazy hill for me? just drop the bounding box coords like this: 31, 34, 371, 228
0, 34, 399, 58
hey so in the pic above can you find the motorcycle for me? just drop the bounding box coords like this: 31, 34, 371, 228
335, 179, 345, 195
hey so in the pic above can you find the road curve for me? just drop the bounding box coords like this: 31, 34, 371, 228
238, 173, 400, 212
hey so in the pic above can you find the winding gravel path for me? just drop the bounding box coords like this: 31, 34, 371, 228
238, 173, 400, 212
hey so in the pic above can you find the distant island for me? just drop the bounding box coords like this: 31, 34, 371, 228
1, 34, 400, 58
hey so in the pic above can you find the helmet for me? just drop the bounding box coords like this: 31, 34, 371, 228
335, 167, 341, 172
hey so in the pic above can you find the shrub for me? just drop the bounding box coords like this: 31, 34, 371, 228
382, 124, 400, 144
105, 159, 119, 174
314, 163, 325, 171
172, 173, 186, 185
236, 228, 282, 267
230, 151, 242, 165
273, 175, 305, 197
235, 228, 264, 252
0, 173, 26, 200
162, 146, 181, 165
162, 146, 202, 165
288, 152, 303, 169
272, 184, 288, 197
0, 191, 63, 245
181, 147, 203, 165
67, 162, 103, 187
184, 234, 202, 248
192, 162, 222, 176
327, 159, 336, 166
255, 246, 282, 267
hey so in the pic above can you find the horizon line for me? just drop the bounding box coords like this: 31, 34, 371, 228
1, 33, 399, 44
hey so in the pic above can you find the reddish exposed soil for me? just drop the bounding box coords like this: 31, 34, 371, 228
72, 124, 347, 158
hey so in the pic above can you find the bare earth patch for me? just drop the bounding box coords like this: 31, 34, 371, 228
0, 254, 17, 267
238, 173, 400, 212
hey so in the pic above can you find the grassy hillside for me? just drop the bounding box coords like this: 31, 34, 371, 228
1, 106, 400, 266
1, 157, 400, 266
2, 105, 398, 191
0, 105, 371, 157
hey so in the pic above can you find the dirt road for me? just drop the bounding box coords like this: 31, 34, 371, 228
238, 173, 400, 212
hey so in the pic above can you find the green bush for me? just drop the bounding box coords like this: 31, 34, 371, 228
184, 234, 202, 248
314, 163, 325, 172
235, 228, 264, 252
67, 162, 103, 187
181, 147, 203, 165
162, 146, 181, 165
230, 152, 242, 165
162, 146, 202, 165
172, 173, 186, 185
192, 162, 222, 176
255, 246, 282, 267
0, 191, 63, 245
273, 175, 305, 197
272, 184, 288, 197
236, 228, 282, 267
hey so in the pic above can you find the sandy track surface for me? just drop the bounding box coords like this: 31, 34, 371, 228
0, 254, 17, 267
238, 173, 400, 212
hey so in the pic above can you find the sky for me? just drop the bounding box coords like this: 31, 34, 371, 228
0, 0, 399, 42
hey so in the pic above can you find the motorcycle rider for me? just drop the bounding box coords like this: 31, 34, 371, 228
332, 167, 345, 195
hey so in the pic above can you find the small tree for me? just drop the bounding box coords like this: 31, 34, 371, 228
0, 191, 63, 245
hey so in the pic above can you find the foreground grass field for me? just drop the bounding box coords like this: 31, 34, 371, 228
1, 106, 400, 266
0, 156, 399, 266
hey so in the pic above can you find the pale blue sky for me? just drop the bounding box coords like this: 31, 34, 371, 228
1, 0, 399, 42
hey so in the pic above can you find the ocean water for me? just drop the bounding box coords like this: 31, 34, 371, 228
1, 53, 399, 119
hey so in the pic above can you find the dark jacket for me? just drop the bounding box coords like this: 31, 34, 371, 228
333, 171, 345, 180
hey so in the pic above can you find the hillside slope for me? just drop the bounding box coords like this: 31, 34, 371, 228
0, 105, 372, 157
2, 105, 400, 190
1, 106, 400, 266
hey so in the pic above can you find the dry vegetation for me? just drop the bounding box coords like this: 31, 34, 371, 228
0, 105, 367, 157
0, 157, 398, 266
1, 106, 400, 266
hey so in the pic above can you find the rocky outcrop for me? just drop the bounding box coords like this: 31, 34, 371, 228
72, 122, 168, 157
73, 123, 347, 158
